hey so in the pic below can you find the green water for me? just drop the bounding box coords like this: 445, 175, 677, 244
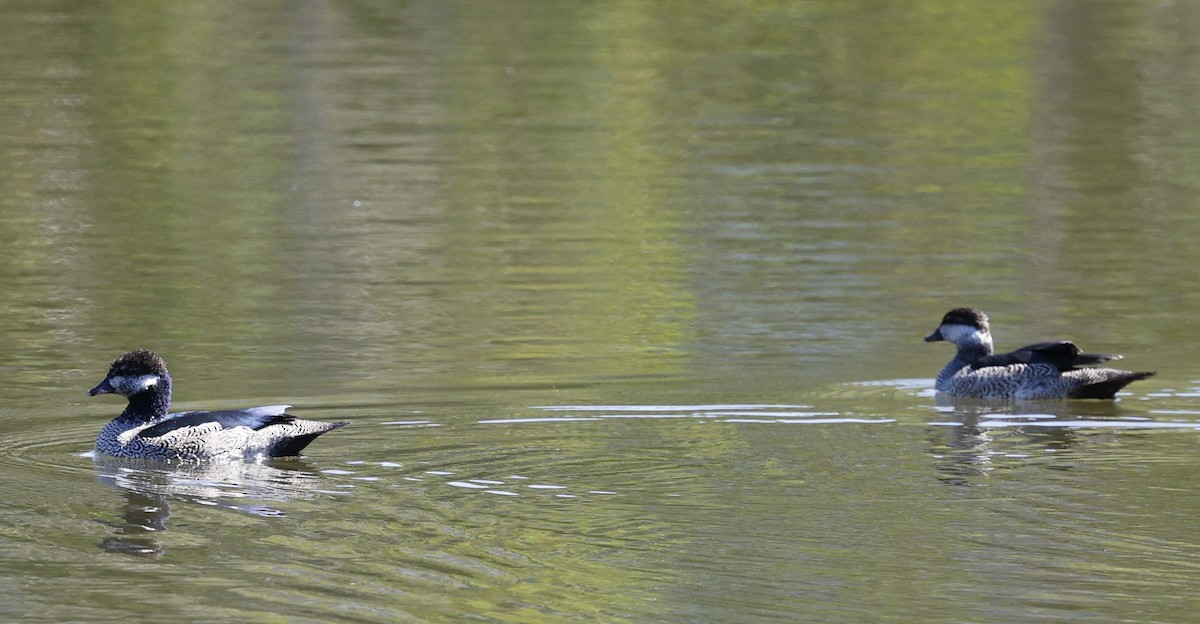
3, 1, 1200, 622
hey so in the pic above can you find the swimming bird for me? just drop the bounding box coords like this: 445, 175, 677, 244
88, 349, 346, 461
924, 308, 1155, 400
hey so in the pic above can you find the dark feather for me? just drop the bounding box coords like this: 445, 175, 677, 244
110, 349, 169, 376
938, 307, 989, 330
971, 341, 1122, 372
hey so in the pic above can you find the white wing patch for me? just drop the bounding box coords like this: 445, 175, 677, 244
242, 405, 291, 417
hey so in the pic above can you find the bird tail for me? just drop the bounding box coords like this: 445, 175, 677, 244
268, 421, 348, 457
1068, 371, 1156, 400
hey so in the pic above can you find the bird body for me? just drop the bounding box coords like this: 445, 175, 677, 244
88, 350, 345, 461
925, 308, 1155, 400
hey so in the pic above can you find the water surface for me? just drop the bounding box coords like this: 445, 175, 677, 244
3, 1, 1200, 622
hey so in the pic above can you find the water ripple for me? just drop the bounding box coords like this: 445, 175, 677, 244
497, 403, 897, 426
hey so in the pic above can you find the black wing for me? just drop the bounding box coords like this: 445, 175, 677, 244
971, 341, 1122, 372
138, 408, 294, 439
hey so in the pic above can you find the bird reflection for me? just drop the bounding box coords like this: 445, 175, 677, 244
927, 396, 1093, 486
93, 456, 328, 558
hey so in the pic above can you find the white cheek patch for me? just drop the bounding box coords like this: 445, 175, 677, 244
937, 324, 980, 343
111, 374, 160, 393
131, 374, 160, 391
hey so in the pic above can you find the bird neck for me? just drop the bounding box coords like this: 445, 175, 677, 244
956, 332, 994, 361
937, 333, 994, 383
120, 375, 173, 422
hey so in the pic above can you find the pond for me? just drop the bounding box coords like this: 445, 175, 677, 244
3, 1, 1200, 622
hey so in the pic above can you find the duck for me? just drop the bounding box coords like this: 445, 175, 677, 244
924, 308, 1155, 400
87, 349, 346, 461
